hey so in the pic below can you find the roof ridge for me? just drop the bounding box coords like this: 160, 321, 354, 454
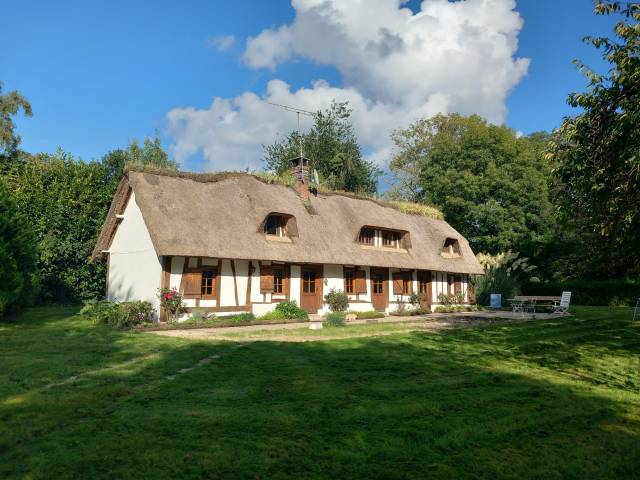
126, 165, 444, 220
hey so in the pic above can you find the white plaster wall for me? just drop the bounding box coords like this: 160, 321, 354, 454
169, 256, 185, 291
219, 260, 236, 306
252, 303, 277, 316
250, 261, 263, 303
290, 264, 301, 305
324, 264, 343, 293
347, 302, 375, 312
200, 299, 217, 307
234, 260, 249, 306
107, 191, 161, 316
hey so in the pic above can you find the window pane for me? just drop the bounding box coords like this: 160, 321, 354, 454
273, 269, 283, 293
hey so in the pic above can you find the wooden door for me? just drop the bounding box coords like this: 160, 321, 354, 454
370, 268, 388, 312
300, 265, 322, 313
418, 270, 432, 307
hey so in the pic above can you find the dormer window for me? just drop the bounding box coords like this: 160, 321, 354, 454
262, 213, 298, 242
265, 214, 286, 237
358, 226, 408, 250
358, 227, 375, 245
442, 238, 461, 257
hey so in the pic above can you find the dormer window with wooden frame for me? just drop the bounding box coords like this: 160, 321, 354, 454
262, 213, 297, 242
265, 214, 286, 237
358, 226, 408, 250
441, 237, 462, 258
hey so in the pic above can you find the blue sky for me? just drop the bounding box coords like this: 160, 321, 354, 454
2, 1, 618, 172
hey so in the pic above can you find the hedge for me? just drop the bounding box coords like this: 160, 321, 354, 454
521, 278, 640, 306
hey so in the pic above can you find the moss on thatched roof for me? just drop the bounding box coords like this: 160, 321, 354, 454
125, 165, 443, 220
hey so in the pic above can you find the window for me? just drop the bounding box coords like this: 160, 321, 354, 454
182, 264, 217, 298
418, 271, 431, 294
392, 271, 412, 295
201, 270, 215, 295
303, 271, 316, 293
273, 268, 284, 294
265, 215, 286, 236
372, 272, 384, 294
442, 238, 461, 256
358, 227, 375, 245
382, 230, 400, 248
358, 227, 405, 249
344, 269, 355, 294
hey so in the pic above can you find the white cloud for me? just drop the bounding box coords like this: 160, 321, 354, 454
168, 0, 530, 171
207, 35, 236, 52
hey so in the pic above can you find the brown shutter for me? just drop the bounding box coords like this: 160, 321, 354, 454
182, 271, 202, 297
355, 269, 367, 293
392, 272, 403, 295
404, 271, 413, 294
260, 265, 274, 293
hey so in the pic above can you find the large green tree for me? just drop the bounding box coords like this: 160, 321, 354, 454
0, 177, 37, 317
390, 114, 555, 261
548, 1, 640, 277
4, 151, 118, 303
264, 101, 380, 195
102, 133, 179, 181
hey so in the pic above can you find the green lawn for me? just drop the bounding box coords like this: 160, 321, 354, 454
1, 307, 639, 479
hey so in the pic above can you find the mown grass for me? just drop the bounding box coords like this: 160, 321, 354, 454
1, 306, 638, 479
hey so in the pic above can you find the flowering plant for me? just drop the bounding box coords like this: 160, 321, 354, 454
157, 287, 185, 322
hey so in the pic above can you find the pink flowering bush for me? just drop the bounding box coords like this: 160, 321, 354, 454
157, 287, 185, 322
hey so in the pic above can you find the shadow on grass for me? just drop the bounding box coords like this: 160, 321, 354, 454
1, 307, 639, 479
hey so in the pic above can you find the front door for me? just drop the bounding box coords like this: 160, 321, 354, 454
370, 268, 388, 312
300, 265, 322, 313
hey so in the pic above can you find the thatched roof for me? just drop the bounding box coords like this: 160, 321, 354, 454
93, 170, 483, 274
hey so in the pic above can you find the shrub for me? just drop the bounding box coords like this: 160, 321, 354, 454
81, 300, 155, 328
437, 293, 464, 306
274, 300, 308, 319
323, 311, 346, 327
158, 287, 185, 322
0, 178, 38, 318
394, 297, 406, 314
521, 278, 639, 306
324, 289, 349, 312
80, 300, 119, 325
258, 310, 286, 321
409, 293, 420, 307
407, 307, 431, 316
115, 301, 155, 328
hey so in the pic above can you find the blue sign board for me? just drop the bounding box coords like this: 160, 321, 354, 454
490, 294, 502, 309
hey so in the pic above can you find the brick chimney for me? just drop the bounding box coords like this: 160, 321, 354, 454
290, 156, 310, 201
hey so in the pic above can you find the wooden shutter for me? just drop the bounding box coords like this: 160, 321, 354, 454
392, 272, 404, 295
182, 271, 202, 297
355, 269, 367, 293
403, 271, 413, 294
260, 265, 274, 293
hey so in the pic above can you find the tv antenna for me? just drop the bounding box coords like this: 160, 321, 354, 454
268, 102, 315, 159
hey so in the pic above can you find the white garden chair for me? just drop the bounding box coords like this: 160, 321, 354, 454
553, 291, 571, 314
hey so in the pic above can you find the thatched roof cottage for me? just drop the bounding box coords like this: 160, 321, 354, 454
93, 159, 483, 320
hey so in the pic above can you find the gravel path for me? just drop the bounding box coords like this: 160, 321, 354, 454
150, 311, 566, 343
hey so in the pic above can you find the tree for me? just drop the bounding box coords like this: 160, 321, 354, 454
548, 1, 640, 277
102, 133, 179, 181
0, 177, 37, 317
390, 114, 555, 262
0, 82, 32, 157
264, 101, 380, 195
3, 150, 118, 303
